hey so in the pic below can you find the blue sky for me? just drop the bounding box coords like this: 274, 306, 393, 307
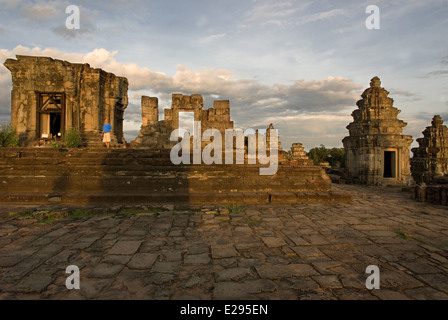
1, 0, 447, 150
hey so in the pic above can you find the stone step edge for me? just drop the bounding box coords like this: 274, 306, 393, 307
0, 191, 352, 205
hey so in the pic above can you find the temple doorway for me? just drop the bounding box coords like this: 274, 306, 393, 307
114, 108, 124, 143
49, 113, 61, 137
384, 150, 397, 178
37, 93, 65, 139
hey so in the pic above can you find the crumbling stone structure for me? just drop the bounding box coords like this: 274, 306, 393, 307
411, 115, 448, 184
4, 55, 128, 147
288, 143, 313, 166
132, 96, 290, 164
414, 179, 448, 206
130, 96, 175, 149
131, 94, 233, 149
342, 77, 413, 185
412, 115, 448, 206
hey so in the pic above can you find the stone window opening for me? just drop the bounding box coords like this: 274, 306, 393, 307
178, 111, 195, 138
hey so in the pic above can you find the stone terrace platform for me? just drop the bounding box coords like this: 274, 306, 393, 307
0, 184, 447, 300
0, 148, 350, 205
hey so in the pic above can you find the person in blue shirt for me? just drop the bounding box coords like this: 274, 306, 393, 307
102, 119, 112, 148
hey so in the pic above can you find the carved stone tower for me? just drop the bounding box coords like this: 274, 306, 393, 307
411, 115, 448, 184
342, 76, 413, 185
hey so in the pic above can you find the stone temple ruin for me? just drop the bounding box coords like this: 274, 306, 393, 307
411, 115, 448, 184
288, 143, 313, 166
4, 55, 128, 147
412, 115, 448, 206
0, 55, 350, 205
343, 77, 413, 186
131, 93, 293, 165
4, 55, 446, 206
131, 94, 233, 150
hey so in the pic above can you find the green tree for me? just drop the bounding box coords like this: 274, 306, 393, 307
307, 144, 327, 165
0, 124, 19, 147
307, 144, 345, 167
326, 147, 345, 167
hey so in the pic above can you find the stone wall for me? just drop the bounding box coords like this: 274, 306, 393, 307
342, 77, 413, 185
4, 55, 128, 146
0, 147, 351, 205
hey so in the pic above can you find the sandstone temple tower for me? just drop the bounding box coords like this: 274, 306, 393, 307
4, 55, 128, 146
411, 115, 448, 184
342, 77, 413, 185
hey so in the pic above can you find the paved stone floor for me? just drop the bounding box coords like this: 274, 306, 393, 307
1, 184, 448, 300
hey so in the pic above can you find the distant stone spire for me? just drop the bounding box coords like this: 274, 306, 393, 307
289, 143, 308, 160
411, 115, 448, 184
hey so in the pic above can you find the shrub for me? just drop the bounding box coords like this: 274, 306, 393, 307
63, 128, 82, 148
50, 141, 62, 149
0, 124, 19, 147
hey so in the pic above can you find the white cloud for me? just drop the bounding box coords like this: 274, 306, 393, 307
246, 1, 310, 26
19, 1, 66, 20
273, 77, 362, 112
245, 1, 345, 28
299, 8, 344, 25
389, 89, 422, 103
199, 33, 226, 44
1, 45, 84, 61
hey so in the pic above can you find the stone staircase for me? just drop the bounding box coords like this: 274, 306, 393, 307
81, 131, 122, 149
0, 148, 351, 205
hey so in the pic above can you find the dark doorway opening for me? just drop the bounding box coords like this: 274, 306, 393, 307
114, 108, 124, 143
384, 151, 396, 178
37, 93, 65, 139
50, 113, 61, 137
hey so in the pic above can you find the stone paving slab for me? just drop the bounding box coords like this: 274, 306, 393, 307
0, 184, 448, 300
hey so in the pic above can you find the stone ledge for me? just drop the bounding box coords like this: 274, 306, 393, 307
0, 190, 351, 205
